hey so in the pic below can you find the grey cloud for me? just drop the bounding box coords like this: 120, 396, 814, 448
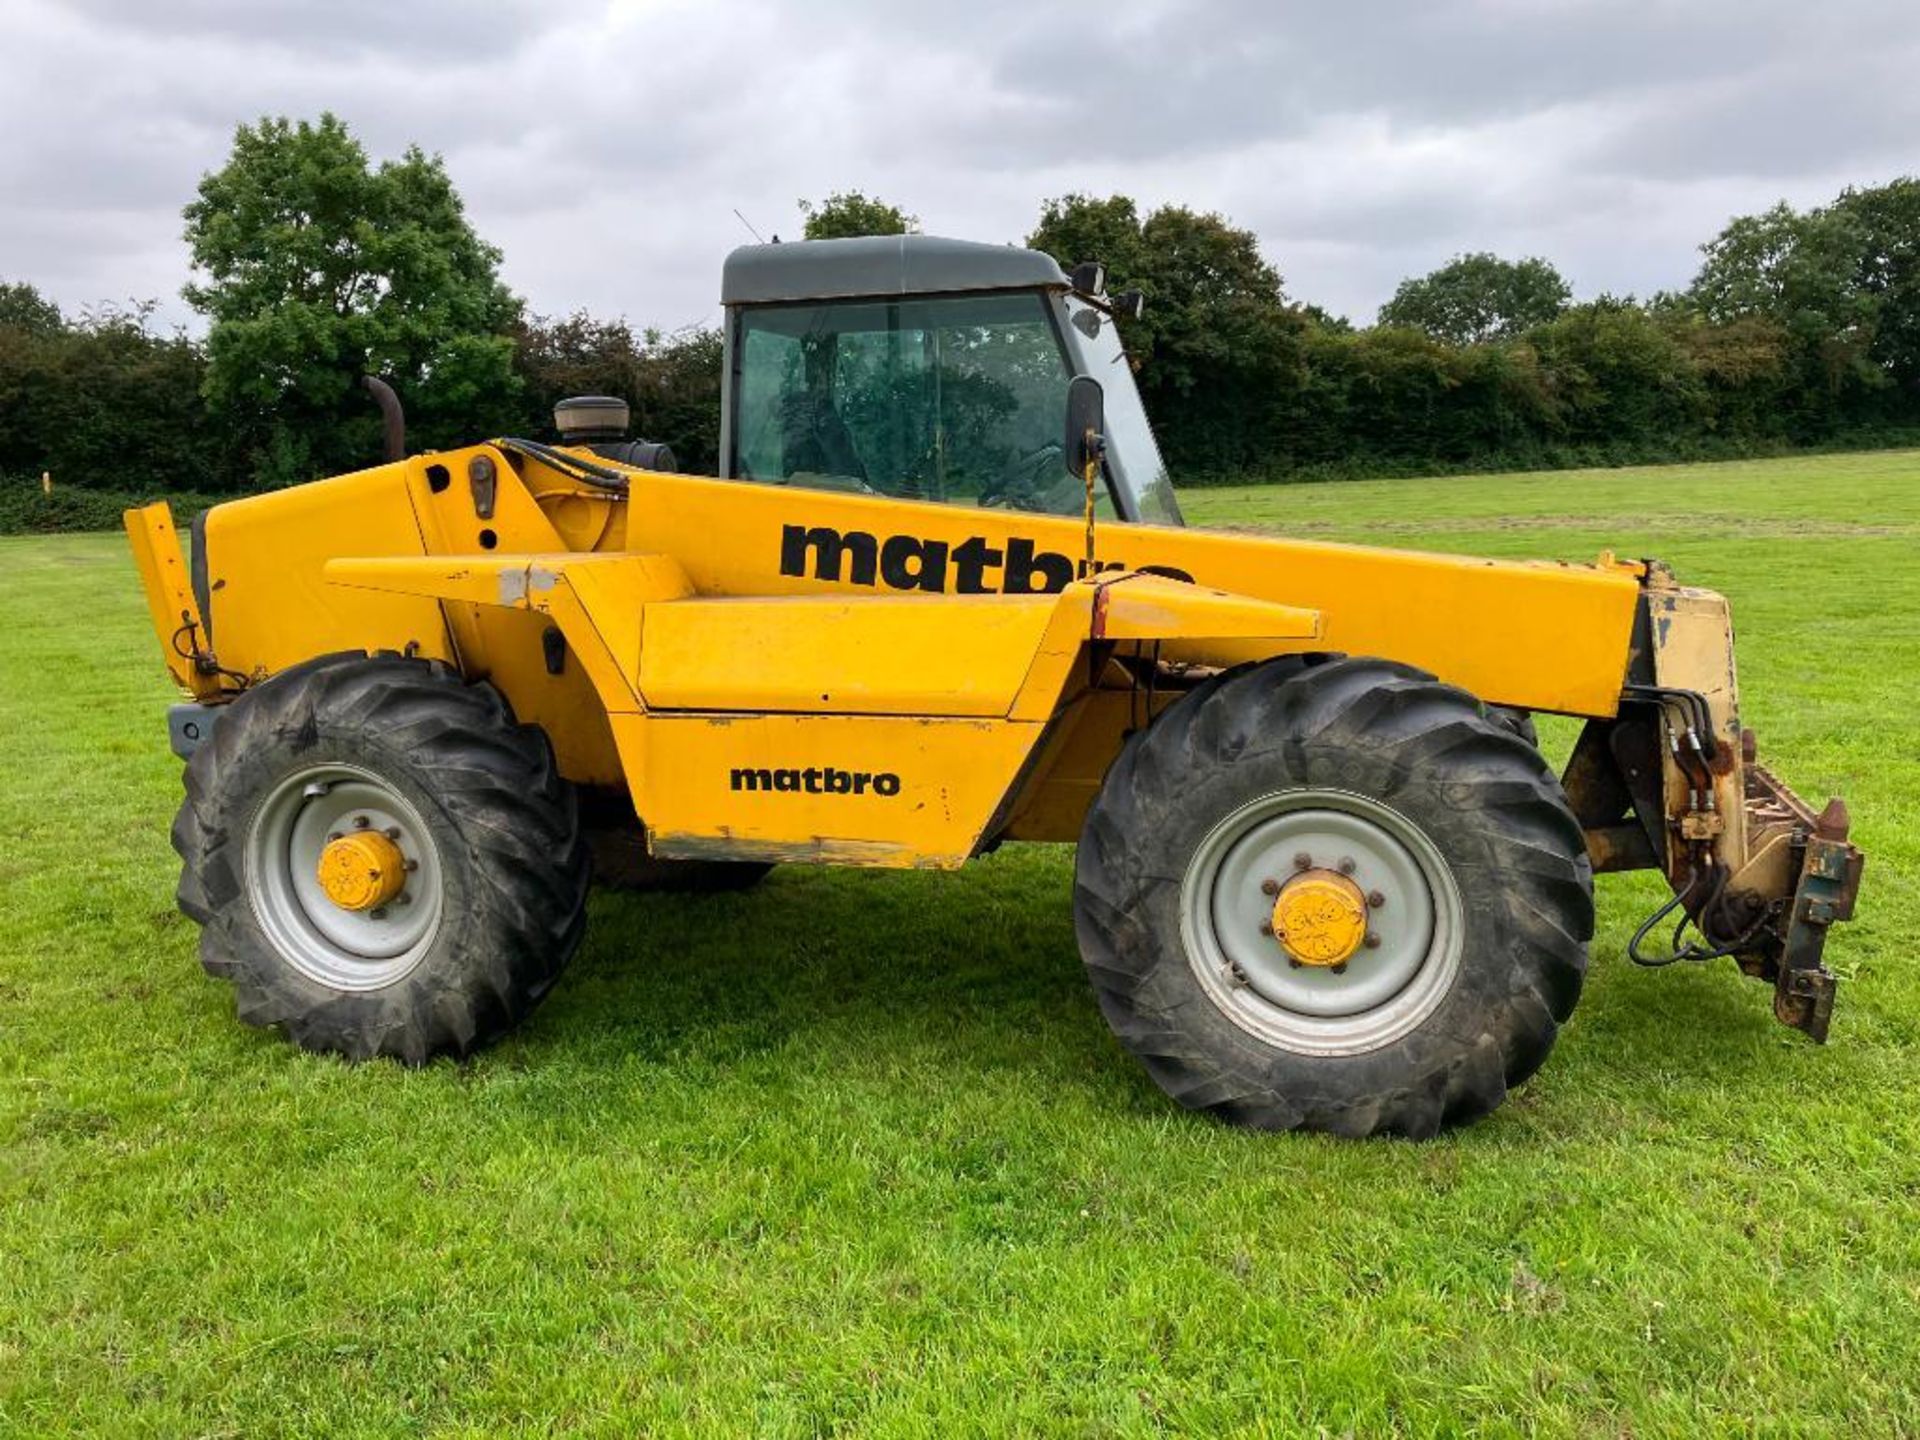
2, 0, 1913, 332
1586, 49, 1920, 182
54, 0, 556, 61
976, 0, 1920, 175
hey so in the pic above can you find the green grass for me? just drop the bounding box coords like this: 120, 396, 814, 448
3, 451, 1917, 1436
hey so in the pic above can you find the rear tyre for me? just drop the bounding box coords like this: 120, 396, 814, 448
173, 652, 591, 1063
1074, 655, 1592, 1137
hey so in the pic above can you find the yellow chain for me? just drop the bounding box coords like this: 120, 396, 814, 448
1082, 430, 1099, 573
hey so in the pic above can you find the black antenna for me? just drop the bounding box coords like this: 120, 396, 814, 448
732, 208, 767, 244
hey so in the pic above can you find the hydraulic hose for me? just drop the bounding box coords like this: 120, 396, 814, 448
492, 436, 633, 493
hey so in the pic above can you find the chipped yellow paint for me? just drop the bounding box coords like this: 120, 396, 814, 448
133, 438, 1666, 867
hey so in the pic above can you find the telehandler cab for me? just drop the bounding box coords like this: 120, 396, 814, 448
127, 235, 1865, 1137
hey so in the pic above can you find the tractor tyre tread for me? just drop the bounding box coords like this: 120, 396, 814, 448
1489, 705, 1541, 748
172, 651, 590, 1063
1074, 654, 1592, 1138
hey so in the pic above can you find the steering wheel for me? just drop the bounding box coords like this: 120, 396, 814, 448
979, 442, 1066, 511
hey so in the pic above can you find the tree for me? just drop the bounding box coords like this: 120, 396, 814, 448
1029, 196, 1294, 369
1378, 253, 1571, 345
1840, 178, 1920, 392
1524, 299, 1707, 446
0, 297, 238, 494
1297, 302, 1353, 335
1691, 179, 1920, 401
0, 282, 64, 338
511, 313, 724, 476
1027, 194, 1149, 286
182, 113, 522, 487
797, 191, 917, 240
1029, 194, 1304, 476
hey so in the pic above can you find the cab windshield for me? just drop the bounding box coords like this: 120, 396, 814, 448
732, 292, 1117, 518
1063, 296, 1183, 526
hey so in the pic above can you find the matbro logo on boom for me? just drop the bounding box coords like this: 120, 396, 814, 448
778, 523, 1192, 594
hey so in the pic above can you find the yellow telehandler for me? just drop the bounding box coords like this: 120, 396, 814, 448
126, 235, 1864, 1136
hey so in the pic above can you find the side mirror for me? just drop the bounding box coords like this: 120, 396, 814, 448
1064, 374, 1106, 478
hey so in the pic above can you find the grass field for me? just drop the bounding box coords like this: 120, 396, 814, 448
3, 451, 1917, 1436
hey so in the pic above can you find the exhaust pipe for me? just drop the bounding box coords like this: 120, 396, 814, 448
362, 376, 406, 462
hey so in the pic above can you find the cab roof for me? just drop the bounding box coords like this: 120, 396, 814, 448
721, 234, 1070, 307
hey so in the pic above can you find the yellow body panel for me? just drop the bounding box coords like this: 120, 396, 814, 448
145, 444, 1643, 863
199, 465, 455, 669
613, 712, 1042, 867
390, 451, 637, 784
318, 546, 1326, 860
208, 463, 642, 785
1001, 689, 1148, 839
325, 550, 694, 741
1093, 573, 1320, 643
639, 595, 1060, 716
123, 503, 219, 699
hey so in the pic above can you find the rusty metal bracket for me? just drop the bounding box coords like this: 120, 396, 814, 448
468, 453, 498, 520
1772, 800, 1865, 1043
1679, 810, 1725, 841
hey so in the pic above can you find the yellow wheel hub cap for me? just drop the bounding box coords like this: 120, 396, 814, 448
315, 830, 408, 913
1270, 869, 1370, 967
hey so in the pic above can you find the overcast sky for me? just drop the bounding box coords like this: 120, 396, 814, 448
4, 0, 1917, 333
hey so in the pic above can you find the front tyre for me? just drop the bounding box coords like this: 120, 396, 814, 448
1074, 656, 1592, 1137
1489, 705, 1539, 748
173, 652, 591, 1063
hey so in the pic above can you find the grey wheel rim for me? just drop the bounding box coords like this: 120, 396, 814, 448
245, 763, 444, 991
1178, 788, 1463, 1056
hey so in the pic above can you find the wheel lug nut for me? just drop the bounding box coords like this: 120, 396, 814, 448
1330, 961, 1348, 975
1368, 890, 1386, 908
1337, 856, 1356, 875
1287, 957, 1303, 969
1260, 878, 1281, 896
326, 832, 343, 843
370, 907, 387, 920
1259, 920, 1273, 936
384, 826, 402, 841
404, 859, 418, 873
1364, 932, 1381, 949
353, 815, 370, 830
1292, 852, 1313, 871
